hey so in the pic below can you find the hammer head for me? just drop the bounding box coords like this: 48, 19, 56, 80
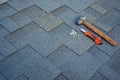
76, 16, 86, 26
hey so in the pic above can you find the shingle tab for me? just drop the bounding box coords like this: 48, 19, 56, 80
55, 74, 68, 80
0, 3, 16, 19
0, 74, 6, 80
10, 5, 63, 31
0, 53, 4, 61
5, 22, 48, 49
91, 3, 107, 14
10, 6, 36, 26
15, 75, 28, 80
89, 72, 108, 80
95, 9, 120, 32
34, 13, 63, 31
0, 37, 16, 56
107, 49, 120, 74
98, 65, 120, 80
0, 0, 8, 4
48, 46, 102, 80
56, 0, 98, 13
6, 22, 64, 57
0, 46, 61, 80
88, 46, 109, 63
0, 24, 9, 36
8, 0, 27, 11
0, 17, 20, 32
35, 0, 63, 12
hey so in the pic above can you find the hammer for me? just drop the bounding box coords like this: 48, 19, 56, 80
76, 17, 117, 46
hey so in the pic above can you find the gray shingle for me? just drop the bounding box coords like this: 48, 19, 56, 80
9, 0, 62, 12
0, 0, 8, 5
49, 24, 72, 42
0, 74, 6, 80
0, 24, 9, 36
0, 3, 16, 19
30, 34, 64, 57
98, 65, 120, 80
34, 13, 63, 31
55, 74, 68, 80
0, 17, 20, 32
5, 22, 48, 49
88, 46, 109, 63
95, 9, 120, 32
97, 0, 120, 11
5, 22, 63, 57
85, 7, 102, 20
48, 46, 101, 80
10, 5, 37, 26
8, 0, 27, 11
0, 53, 4, 61
15, 75, 28, 80
8, 0, 33, 11
10, 5, 63, 31
96, 26, 120, 56
91, 3, 107, 14
35, 0, 63, 12
56, 0, 97, 13
107, 49, 120, 74
0, 46, 61, 80
89, 72, 108, 80
0, 37, 16, 56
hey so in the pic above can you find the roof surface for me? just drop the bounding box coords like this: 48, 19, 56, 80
0, 0, 120, 80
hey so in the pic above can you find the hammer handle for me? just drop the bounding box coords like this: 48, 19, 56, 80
83, 21, 117, 46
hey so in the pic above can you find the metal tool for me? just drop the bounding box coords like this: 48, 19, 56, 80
76, 16, 117, 46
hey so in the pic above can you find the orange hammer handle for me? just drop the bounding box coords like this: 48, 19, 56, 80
83, 21, 117, 46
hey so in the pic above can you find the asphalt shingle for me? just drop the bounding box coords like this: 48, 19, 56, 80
0, 24, 9, 36
56, 0, 98, 13
107, 48, 120, 74
91, 3, 107, 14
0, 0, 119, 80
10, 5, 63, 31
0, 3, 16, 19
0, 37, 16, 56
89, 72, 108, 80
97, 0, 120, 11
0, 53, 4, 61
15, 75, 28, 80
88, 46, 109, 63
0, 46, 61, 80
55, 74, 68, 80
5, 22, 48, 49
98, 65, 120, 80
48, 46, 104, 80
10, 5, 36, 26
34, 13, 63, 32
95, 9, 120, 32
0, 17, 20, 32
35, 0, 63, 12
6, 22, 64, 57
8, 0, 33, 11
0, 0, 8, 5
0, 74, 6, 80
